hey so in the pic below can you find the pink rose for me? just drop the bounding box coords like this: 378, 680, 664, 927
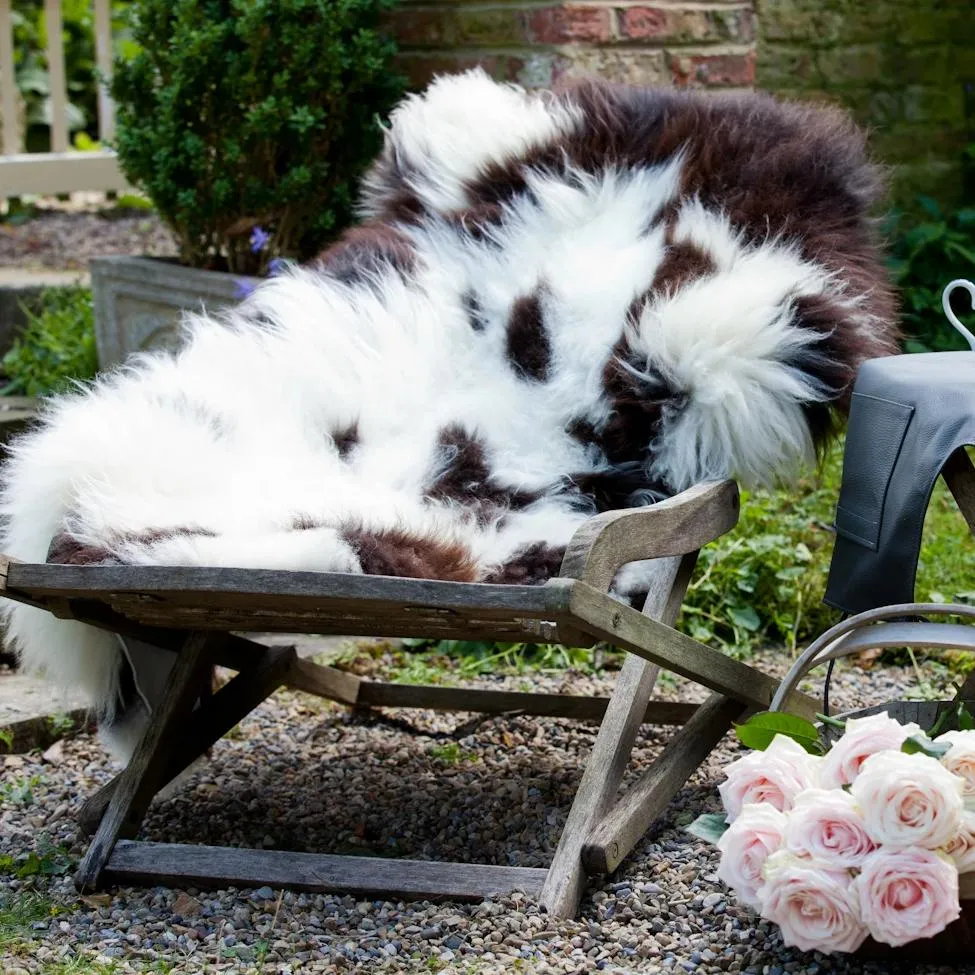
719, 735, 820, 821
850, 751, 964, 849
757, 850, 867, 954
716, 803, 788, 908
820, 712, 920, 789
784, 788, 876, 868
852, 847, 960, 946
946, 811, 975, 874
936, 730, 975, 799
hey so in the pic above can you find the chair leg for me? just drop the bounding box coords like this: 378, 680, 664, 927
539, 554, 696, 918
581, 692, 745, 874
76, 630, 225, 890
79, 642, 296, 836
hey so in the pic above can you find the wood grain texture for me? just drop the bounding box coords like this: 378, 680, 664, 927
582, 693, 745, 874
566, 582, 818, 719
559, 481, 739, 591
76, 631, 223, 890
287, 658, 362, 705
104, 841, 548, 901
540, 555, 692, 918
353, 681, 700, 725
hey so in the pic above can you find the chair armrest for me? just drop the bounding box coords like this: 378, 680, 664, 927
558, 480, 740, 591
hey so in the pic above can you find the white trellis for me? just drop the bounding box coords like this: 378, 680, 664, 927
0, 0, 128, 196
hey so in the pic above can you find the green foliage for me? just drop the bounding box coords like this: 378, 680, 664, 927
681, 447, 844, 655
429, 742, 475, 764
0, 773, 44, 806
733, 711, 823, 755
1, 288, 98, 397
110, 0, 405, 273
0, 728, 12, 753
685, 813, 729, 845
0, 843, 74, 879
7, 1, 134, 153
887, 197, 975, 353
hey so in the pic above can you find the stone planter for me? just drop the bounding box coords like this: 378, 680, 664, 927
90, 255, 260, 369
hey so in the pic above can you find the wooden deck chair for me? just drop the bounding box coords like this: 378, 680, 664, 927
0, 478, 817, 918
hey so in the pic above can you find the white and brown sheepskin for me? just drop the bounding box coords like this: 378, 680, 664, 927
1, 70, 898, 759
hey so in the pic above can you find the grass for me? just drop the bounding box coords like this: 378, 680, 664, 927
0, 891, 59, 951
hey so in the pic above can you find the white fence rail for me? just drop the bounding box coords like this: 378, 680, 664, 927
0, 0, 127, 197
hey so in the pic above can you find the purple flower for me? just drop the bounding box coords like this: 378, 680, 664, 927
268, 258, 290, 277
249, 226, 272, 254
234, 278, 258, 299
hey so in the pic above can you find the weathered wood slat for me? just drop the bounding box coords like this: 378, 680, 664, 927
287, 658, 362, 705
560, 481, 739, 591
43, 0, 69, 153
76, 631, 223, 890
79, 644, 295, 836
566, 583, 818, 719
0, 0, 19, 155
353, 680, 700, 725
582, 693, 745, 874
540, 555, 693, 918
92, 0, 115, 142
5, 563, 570, 617
104, 841, 549, 901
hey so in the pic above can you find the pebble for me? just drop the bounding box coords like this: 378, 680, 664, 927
0, 649, 957, 975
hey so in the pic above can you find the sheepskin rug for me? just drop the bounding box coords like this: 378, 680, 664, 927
0, 70, 898, 760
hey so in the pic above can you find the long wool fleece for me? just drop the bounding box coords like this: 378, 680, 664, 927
0, 70, 898, 759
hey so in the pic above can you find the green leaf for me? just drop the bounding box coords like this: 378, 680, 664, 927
734, 711, 822, 753
902, 735, 951, 758
960, 705, 975, 732
685, 813, 729, 845
728, 605, 761, 632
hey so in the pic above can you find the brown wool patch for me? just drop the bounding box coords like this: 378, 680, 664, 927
565, 464, 670, 513
292, 515, 322, 531
312, 223, 416, 285
484, 543, 566, 585
427, 425, 540, 517
341, 525, 478, 582
597, 338, 681, 466
46, 525, 216, 565
46, 531, 118, 566
651, 240, 717, 294
565, 416, 601, 447
448, 202, 506, 243
506, 289, 551, 383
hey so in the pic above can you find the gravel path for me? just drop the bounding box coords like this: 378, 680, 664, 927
0, 646, 966, 974
0, 206, 177, 271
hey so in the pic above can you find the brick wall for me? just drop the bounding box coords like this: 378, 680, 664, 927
390, 0, 757, 91
755, 0, 973, 206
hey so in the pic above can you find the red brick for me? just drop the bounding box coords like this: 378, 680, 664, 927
671, 50, 756, 88
529, 6, 613, 44
618, 7, 669, 41
396, 52, 532, 90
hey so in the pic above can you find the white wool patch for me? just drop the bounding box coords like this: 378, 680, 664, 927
629, 209, 837, 489
359, 68, 581, 216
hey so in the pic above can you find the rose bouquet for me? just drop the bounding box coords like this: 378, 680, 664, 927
689, 708, 975, 955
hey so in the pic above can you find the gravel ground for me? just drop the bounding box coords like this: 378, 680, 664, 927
0, 647, 968, 975
0, 205, 177, 271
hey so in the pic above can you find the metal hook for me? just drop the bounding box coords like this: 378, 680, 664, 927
943, 279, 975, 351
